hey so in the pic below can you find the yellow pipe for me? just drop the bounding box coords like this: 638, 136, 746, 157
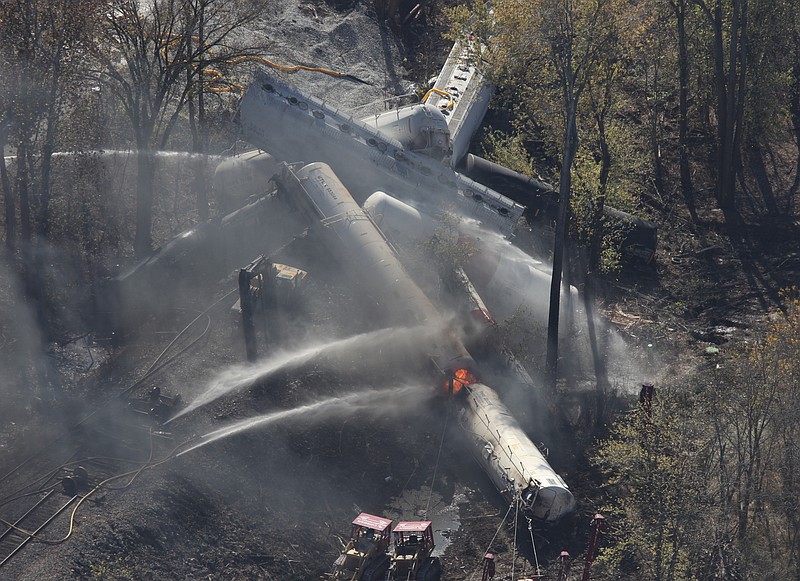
422, 88, 455, 110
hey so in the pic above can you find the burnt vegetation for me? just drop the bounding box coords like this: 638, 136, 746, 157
2, 0, 800, 579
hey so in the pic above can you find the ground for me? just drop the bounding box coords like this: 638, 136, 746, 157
2, 1, 800, 580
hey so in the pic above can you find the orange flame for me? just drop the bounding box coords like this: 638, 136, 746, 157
443, 368, 477, 395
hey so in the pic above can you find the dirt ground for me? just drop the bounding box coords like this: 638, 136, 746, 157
3, 1, 800, 580
2, 226, 582, 580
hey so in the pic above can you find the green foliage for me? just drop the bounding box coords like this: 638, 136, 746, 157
741, 0, 795, 145
481, 130, 540, 177
453, 0, 656, 274
443, 0, 495, 48
90, 559, 133, 580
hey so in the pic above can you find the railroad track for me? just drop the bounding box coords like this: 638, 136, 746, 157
0, 397, 180, 570
0, 489, 79, 568
0, 284, 228, 570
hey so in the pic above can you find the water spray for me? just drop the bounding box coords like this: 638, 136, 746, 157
177, 383, 430, 456
169, 326, 432, 422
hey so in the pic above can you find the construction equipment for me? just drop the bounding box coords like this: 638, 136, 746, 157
387, 521, 441, 581
233, 255, 307, 361
329, 513, 392, 581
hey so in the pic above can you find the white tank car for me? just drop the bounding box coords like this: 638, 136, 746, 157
424, 38, 494, 167
360, 104, 452, 163
363, 191, 578, 323
283, 163, 575, 523
236, 70, 524, 236
458, 383, 575, 522
282, 162, 473, 374
212, 150, 281, 213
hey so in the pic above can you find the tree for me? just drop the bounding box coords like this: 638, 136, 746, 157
594, 390, 710, 580
0, 86, 16, 255
90, 0, 262, 256
0, 2, 99, 253
481, 0, 624, 389
596, 297, 800, 579
0, 1, 99, 252
669, 0, 696, 221
790, 6, 800, 208
690, 0, 748, 212
0, 0, 102, 394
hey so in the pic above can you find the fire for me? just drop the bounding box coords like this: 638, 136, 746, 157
444, 368, 477, 395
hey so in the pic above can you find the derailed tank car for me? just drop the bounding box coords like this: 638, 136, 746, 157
462, 153, 657, 264
458, 383, 575, 522
277, 161, 575, 524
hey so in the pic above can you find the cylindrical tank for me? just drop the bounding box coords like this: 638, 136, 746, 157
362, 191, 577, 323
363, 191, 439, 246
463, 153, 658, 263
291, 162, 473, 373
360, 104, 452, 162
236, 70, 525, 236
464, 153, 556, 212
290, 164, 575, 523
213, 150, 281, 214
458, 383, 576, 523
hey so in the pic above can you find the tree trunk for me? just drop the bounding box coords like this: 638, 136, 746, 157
16, 138, 33, 247
710, 0, 748, 211
196, 9, 209, 221
674, 0, 696, 221
710, 2, 728, 208
789, 29, 800, 212
134, 148, 156, 257
189, 90, 210, 222
731, 0, 748, 207
545, 95, 578, 390
585, 110, 610, 394
649, 63, 665, 198
36, 53, 63, 239
0, 123, 17, 255
187, 13, 210, 222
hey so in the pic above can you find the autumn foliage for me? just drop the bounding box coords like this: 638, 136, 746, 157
595, 293, 800, 579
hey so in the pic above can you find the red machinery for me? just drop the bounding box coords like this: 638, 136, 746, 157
387, 521, 441, 581
330, 513, 392, 581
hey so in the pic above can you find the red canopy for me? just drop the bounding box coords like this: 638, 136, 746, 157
393, 521, 432, 533
353, 513, 393, 532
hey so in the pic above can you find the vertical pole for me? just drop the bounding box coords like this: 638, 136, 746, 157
261, 261, 277, 345
481, 553, 495, 581
239, 268, 257, 362
557, 551, 571, 581
582, 514, 606, 581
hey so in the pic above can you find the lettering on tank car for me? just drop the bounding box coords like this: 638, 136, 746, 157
313, 174, 339, 201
